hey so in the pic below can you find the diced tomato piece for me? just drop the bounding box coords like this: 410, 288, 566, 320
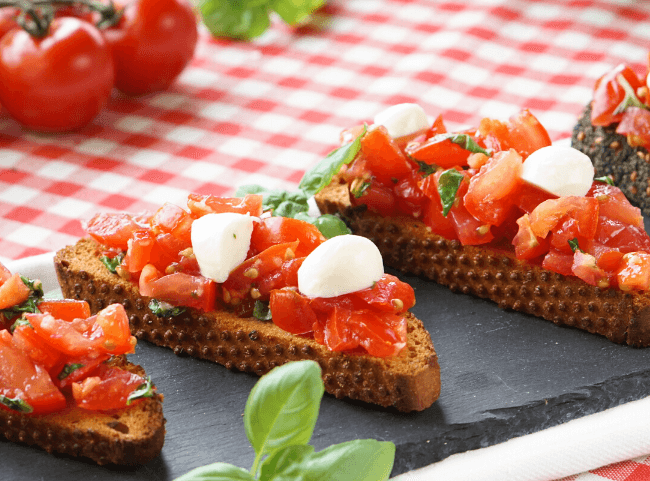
322, 306, 360, 352
515, 181, 557, 214
85, 212, 146, 250
542, 249, 574, 277
187, 193, 263, 218
150, 202, 194, 245
419, 177, 458, 240
405, 137, 470, 168
52, 352, 112, 389
572, 250, 610, 288
550, 218, 593, 255
269, 288, 317, 335
339, 124, 366, 145
150, 232, 188, 271
280, 257, 304, 288
616, 106, 650, 148
350, 179, 398, 217
512, 214, 550, 260
0, 273, 30, 309
595, 216, 650, 253
352, 274, 415, 313
478, 109, 551, 159
0, 330, 66, 415
72, 364, 148, 411
529, 197, 599, 240
393, 170, 427, 218
140, 269, 216, 312
223, 241, 300, 304
12, 323, 65, 371
592, 244, 625, 272
591, 64, 644, 126
347, 309, 407, 357
359, 125, 416, 186
251, 217, 325, 258
122, 229, 155, 273
94, 304, 135, 355
588, 182, 643, 228
0, 263, 11, 284
37, 299, 91, 322
425, 114, 447, 137
464, 149, 523, 226
616, 252, 650, 291
25, 313, 98, 357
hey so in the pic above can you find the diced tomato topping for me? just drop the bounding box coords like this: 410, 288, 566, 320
72, 363, 148, 411
0, 330, 66, 415
571, 250, 610, 288
348, 309, 407, 358
592, 244, 625, 272
426, 114, 447, 137
187, 193, 263, 218
140, 269, 216, 312
352, 274, 415, 313
478, 109, 551, 159
464, 149, 523, 226
359, 125, 416, 186
616, 106, 650, 148
514, 181, 557, 214
123, 229, 155, 273
405, 137, 470, 168
85, 212, 147, 250
588, 182, 643, 228
0, 263, 11, 284
37, 299, 91, 322
591, 64, 644, 127
393, 171, 427, 218
12, 323, 65, 371
616, 252, 650, 292
322, 306, 360, 352
528, 197, 599, 240
419, 177, 458, 240
269, 288, 317, 335
0, 273, 30, 310
150, 202, 194, 245
542, 249, 574, 277
513, 214, 550, 260
595, 217, 650, 253
251, 217, 326, 258
52, 352, 112, 389
350, 179, 398, 217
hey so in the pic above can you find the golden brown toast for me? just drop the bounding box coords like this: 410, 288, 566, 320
0, 355, 165, 465
315, 176, 650, 347
54, 237, 441, 412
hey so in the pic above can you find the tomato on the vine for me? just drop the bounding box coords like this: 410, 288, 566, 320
103, 0, 198, 95
0, 17, 114, 132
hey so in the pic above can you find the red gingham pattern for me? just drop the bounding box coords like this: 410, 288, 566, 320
1, 0, 650, 478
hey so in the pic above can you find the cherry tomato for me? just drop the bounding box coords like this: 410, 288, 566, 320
103, 0, 198, 95
0, 330, 66, 415
419, 177, 458, 240
595, 216, 650, 253
12, 323, 65, 371
588, 182, 642, 228
0, 17, 114, 132
405, 137, 471, 169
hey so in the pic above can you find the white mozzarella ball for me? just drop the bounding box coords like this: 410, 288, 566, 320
373, 103, 429, 139
521, 145, 594, 197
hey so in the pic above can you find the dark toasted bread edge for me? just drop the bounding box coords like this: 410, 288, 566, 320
54, 238, 441, 412
315, 176, 650, 347
0, 356, 165, 465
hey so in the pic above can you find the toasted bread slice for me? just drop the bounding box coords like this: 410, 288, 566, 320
54, 238, 440, 412
572, 103, 650, 215
315, 176, 650, 347
0, 355, 165, 465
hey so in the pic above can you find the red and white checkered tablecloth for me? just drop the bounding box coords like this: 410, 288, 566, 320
1, 0, 650, 479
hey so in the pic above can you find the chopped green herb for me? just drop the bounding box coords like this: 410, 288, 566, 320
568, 238, 585, 254
614, 73, 650, 115
58, 363, 85, 381
416, 160, 437, 177
350, 179, 371, 198
0, 276, 44, 320
21, 276, 43, 298
437, 169, 465, 216
149, 299, 186, 318
127, 377, 154, 405
235, 185, 310, 218
0, 395, 33, 414
298, 125, 367, 198
595, 175, 615, 186
100, 253, 125, 274
10, 317, 32, 333
431, 133, 492, 156
252, 300, 272, 321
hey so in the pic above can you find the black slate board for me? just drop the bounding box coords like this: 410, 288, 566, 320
4, 256, 650, 480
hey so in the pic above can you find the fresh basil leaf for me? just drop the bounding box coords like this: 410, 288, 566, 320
175, 462, 256, 481
58, 363, 84, 381
415, 160, 437, 177
198, 0, 270, 40
265, 440, 395, 481
271, 0, 325, 25
100, 253, 124, 273
429, 133, 492, 156
568, 238, 585, 254
253, 300, 272, 321
0, 395, 33, 414
21, 276, 43, 298
149, 299, 186, 318
127, 376, 155, 405
437, 169, 465, 216
235, 186, 310, 218
10, 317, 32, 333
0, 276, 44, 320
245, 361, 324, 472
312, 214, 351, 238
594, 175, 615, 186
259, 445, 315, 481
299, 126, 366, 198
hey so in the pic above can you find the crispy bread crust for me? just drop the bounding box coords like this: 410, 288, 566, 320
54, 238, 441, 412
0, 356, 165, 465
315, 176, 650, 347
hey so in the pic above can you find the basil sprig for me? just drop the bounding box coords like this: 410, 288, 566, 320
437, 169, 465, 216
568, 238, 585, 254
595, 175, 615, 186
252, 300, 272, 321
613, 73, 650, 115
0, 276, 44, 321
100, 253, 125, 274
175, 361, 395, 481
127, 376, 155, 405
198, 0, 325, 40
430, 133, 492, 156
149, 299, 186, 318
0, 394, 33, 414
